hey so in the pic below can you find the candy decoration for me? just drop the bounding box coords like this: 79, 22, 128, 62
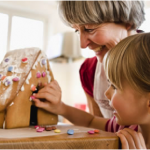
94, 129, 100, 133
34, 125, 40, 129
0, 74, 2, 79
52, 126, 57, 130
12, 77, 19, 82
5, 80, 11, 86
54, 129, 61, 133
67, 129, 74, 135
22, 57, 28, 63
41, 59, 46, 65
4, 58, 9, 62
30, 95, 36, 101
36, 127, 45, 132
36, 72, 41, 78
42, 72, 46, 77
8, 66, 13, 72
45, 127, 52, 131
1, 76, 6, 81
88, 130, 95, 134
31, 85, 37, 91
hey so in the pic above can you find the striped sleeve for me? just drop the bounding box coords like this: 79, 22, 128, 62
105, 116, 138, 132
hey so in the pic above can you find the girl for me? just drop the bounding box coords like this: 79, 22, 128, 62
33, 33, 150, 149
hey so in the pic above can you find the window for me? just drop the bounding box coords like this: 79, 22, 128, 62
0, 13, 8, 62
10, 16, 44, 50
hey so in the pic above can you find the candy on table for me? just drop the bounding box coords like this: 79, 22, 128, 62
52, 126, 57, 130
67, 129, 74, 135
36, 127, 45, 132
34, 125, 41, 129
45, 126, 53, 131
54, 129, 61, 133
94, 129, 100, 133
88, 130, 95, 134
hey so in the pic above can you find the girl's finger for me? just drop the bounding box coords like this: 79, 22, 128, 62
138, 132, 147, 149
117, 132, 129, 149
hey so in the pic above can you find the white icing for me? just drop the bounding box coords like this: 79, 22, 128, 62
46, 70, 51, 83
9, 102, 14, 106
25, 71, 32, 84
32, 61, 38, 70
21, 85, 24, 91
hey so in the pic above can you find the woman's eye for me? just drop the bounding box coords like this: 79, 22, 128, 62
75, 29, 79, 34
111, 84, 117, 90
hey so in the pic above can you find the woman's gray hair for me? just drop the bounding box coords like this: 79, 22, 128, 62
58, 1, 145, 29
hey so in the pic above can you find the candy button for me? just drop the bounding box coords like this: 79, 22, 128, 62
94, 129, 100, 133
45, 127, 52, 131
54, 129, 61, 133
22, 57, 28, 63
8, 66, 13, 72
34, 125, 40, 129
88, 130, 95, 134
42, 72, 46, 77
0, 74, 2, 79
52, 126, 57, 130
4, 58, 9, 62
36, 72, 41, 78
1, 76, 6, 81
41, 59, 46, 65
67, 129, 74, 135
30, 95, 35, 101
31, 85, 37, 91
36, 127, 45, 132
12, 77, 19, 82
5, 80, 11, 86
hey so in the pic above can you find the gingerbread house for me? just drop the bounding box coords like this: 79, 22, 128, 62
0, 48, 58, 129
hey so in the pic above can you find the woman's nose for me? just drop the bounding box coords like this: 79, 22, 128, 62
80, 32, 90, 49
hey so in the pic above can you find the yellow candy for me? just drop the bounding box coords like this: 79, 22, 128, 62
54, 129, 61, 133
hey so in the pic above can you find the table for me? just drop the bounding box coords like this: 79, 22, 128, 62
0, 124, 120, 149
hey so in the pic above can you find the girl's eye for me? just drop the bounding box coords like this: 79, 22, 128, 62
111, 84, 117, 90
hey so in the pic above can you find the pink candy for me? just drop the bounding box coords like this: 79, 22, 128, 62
36, 72, 41, 78
42, 72, 46, 77
30, 95, 35, 100
88, 130, 95, 134
36, 127, 45, 132
12, 77, 19, 82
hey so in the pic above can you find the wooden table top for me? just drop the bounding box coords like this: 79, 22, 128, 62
0, 124, 120, 149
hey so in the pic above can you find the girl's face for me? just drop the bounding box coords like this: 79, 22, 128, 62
72, 23, 129, 62
105, 81, 149, 125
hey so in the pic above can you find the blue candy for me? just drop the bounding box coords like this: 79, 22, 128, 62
8, 66, 13, 72
67, 129, 74, 135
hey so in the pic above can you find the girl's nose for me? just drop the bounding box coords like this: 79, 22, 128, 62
104, 88, 111, 101
80, 32, 90, 49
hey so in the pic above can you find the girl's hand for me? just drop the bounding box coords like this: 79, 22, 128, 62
32, 80, 63, 115
117, 128, 146, 149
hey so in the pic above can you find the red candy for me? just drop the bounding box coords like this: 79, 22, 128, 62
22, 57, 28, 62
88, 130, 95, 134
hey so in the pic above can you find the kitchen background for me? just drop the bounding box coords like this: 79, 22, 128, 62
0, 1, 150, 122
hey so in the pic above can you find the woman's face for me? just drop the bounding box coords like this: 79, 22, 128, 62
105, 81, 149, 125
72, 23, 129, 62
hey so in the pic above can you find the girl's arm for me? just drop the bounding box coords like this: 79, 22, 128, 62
33, 80, 108, 130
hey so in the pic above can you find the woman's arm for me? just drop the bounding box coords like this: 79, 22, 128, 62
85, 92, 103, 117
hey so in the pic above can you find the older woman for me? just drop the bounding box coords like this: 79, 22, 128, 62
58, 1, 145, 118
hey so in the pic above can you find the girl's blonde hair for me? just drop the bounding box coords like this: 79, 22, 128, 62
58, 1, 145, 30
104, 33, 150, 93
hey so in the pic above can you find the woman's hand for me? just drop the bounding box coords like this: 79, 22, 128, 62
117, 128, 146, 149
32, 80, 64, 115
